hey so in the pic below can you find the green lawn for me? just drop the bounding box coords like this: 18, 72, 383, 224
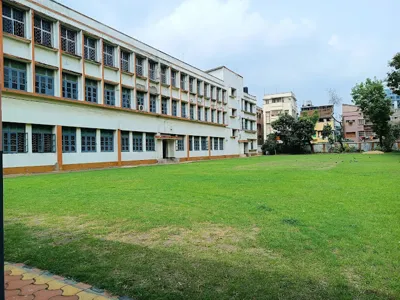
4, 154, 400, 299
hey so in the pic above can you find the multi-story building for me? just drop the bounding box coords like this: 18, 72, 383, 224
384, 88, 400, 122
1, 0, 255, 175
300, 101, 334, 143
263, 92, 298, 139
342, 104, 375, 141
256, 106, 264, 147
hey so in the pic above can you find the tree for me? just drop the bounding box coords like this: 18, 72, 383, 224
387, 53, 400, 96
382, 123, 400, 152
327, 88, 344, 151
294, 118, 316, 153
321, 124, 334, 144
351, 78, 392, 147
300, 110, 319, 125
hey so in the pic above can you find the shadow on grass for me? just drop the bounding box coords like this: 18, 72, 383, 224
5, 224, 394, 300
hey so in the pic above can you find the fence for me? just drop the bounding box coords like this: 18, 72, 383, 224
310, 141, 400, 153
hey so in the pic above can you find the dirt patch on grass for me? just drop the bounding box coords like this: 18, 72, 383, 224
363, 151, 384, 155
233, 161, 337, 171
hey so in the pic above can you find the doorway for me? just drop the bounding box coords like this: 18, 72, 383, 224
244, 142, 249, 154
162, 140, 168, 159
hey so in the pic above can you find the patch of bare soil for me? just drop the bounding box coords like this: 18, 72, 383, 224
363, 151, 384, 155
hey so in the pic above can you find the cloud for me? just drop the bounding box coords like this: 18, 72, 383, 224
132, 0, 316, 63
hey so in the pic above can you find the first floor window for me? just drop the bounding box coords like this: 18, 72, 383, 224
181, 103, 187, 118
137, 92, 145, 109
85, 79, 98, 103
62, 127, 76, 153
34, 16, 52, 47
4, 59, 26, 91
103, 43, 114, 67
217, 112, 221, 124
32, 125, 55, 153
101, 130, 114, 152
35, 67, 54, 96
146, 133, 155, 151
121, 131, 129, 152
122, 88, 131, 108
133, 132, 143, 151
201, 137, 208, 150
214, 137, 219, 150
121, 50, 130, 72
3, 122, 27, 154
104, 84, 115, 106
3, 4, 25, 38
198, 108, 202, 121
211, 110, 215, 123
150, 95, 157, 113
189, 136, 193, 151
61, 26, 77, 55
162, 98, 168, 115
205, 109, 209, 122
172, 100, 178, 116
190, 105, 195, 120
62, 73, 78, 100
84, 36, 96, 61
194, 137, 200, 151
219, 138, 224, 150
176, 138, 184, 151
81, 128, 96, 152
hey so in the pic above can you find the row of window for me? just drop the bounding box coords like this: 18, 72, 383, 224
188, 136, 224, 151
241, 119, 256, 131
3, 3, 227, 98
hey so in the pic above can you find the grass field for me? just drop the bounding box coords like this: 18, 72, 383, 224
4, 154, 400, 299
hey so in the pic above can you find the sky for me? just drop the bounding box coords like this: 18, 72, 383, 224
59, 0, 400, 108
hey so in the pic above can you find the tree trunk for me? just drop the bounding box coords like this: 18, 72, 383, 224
379, 135, 383, 147
308, 141, 314, 153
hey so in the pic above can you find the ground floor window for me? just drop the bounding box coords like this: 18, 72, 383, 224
146, 133, 155, 151
201, 137, 208, 150
214, 137, 219, 150
176, 138, 184, 151
81, 128, 96, 152
219, 138, 224, 150
133, 132, 143, 152
62, 127, 76, 153
101, 130, 114, 152
3, 122, 27, 154
32, 125, 55, 153
189, 136, 193, 151
121, 131, 129, 152
194, 136, 200, 151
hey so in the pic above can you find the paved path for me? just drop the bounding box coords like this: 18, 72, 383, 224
4, 263, 120, 300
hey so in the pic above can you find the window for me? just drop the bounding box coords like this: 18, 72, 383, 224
81, 129, 96, 152
101, 130, 114, 152
149, 61, 157, 81
358, 119, 365, 125
32, 125, 55, 153
61, 27, 76, 54
121, 51, 130, 72
35, 67, 53, 95
194, 136, 200, 151
161, 66, 168, 84
136, 92, 145, 109
204, 84, 208, 97
219, 138, 224, 150
162, 98, 168, 115
198, 107, 202, 121
181, 73, 186, 90
62, 73, 78, 99
222, 90, 226, 102
205, 108, 209, 122
197, 80, 202, 95
201, 137, 208, 150
34, 16, 52, 47
189, 136, 193, 151
121, 131, 129, 152
3, 122, 27, 154
150, 95, 157, 113
3, 4, 24, 37
122, 88, 131, 108
103, 44, 114, 67
62, 127, 76, 153
231, 88, 236, 97
171, 70, 177, 87
146, 133, 155, 151
217, 112, 221, 124
136, 56, 144, 76
104, 84, 115, 106
211, 86, 215, 99
223, 112, 226, 124
176, 138, 184, 151
211, 110, 215, 123
84, 36, 96, 61
216, 88, 220, 101
4, 59, 26, 91
172, 100, 178, 117
189, 77, 194, 93
214, 137, 219, 150
190, 105, 195, 120
85, 79, 98, 103
132, 132, 143, 151
181, 102, 187, 118
232, 129, 237, 137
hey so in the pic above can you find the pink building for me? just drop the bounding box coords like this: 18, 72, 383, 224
342, 104, 375, 141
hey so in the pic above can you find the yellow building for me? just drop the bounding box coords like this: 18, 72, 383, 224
301, 102, 334, 143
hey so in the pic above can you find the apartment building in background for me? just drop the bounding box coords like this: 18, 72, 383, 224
342, 104, 375, 141
384, 88, 400, 122
263, 92, 298, 139
1, 0, 256, 175
300, 101, 334, 143
256, 106, 264, 147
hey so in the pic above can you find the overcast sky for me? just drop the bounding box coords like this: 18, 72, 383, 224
59, 0, 400, 107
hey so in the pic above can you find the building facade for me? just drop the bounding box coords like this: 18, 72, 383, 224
300, 101, 334, 143
342, 104, 375, 141
262, 92, 298, 139
1, 0, 256, 175
384, 88, 400, 122
256, 106, 264, 147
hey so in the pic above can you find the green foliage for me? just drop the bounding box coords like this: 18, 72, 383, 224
261, 134, 279, 155
351, 78, 392, 147
382, 123, 400, 152
300, 110, 319, 125
387, 52, 400, 96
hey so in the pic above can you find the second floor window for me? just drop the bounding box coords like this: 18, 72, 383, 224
4, 59, 26, 91
122, 88, 131, 108
161, 98, 168, 115
104, 84, 115, 106
85, 79, 98, 103
84, 36, 96, 61
81, 129, 96, 152
103, 44, 114, 67
34, 16, 52, 47
100, 130, 114, 152
161, 66, 168, 84
180, 74, 186, 90
171, 70, 177, 87
149, 61, 157, 81
189, 77, 194, 93
197, 81, 202, 95
150, 95, 157, 113
121, 51, 130, 72
35, 67, 54, 96
32, 125, 55, 153
136, 57, 144, 76
3, 4, 24, 37
204, 84, 208, 97
62, 127, 76, 153
61, 27, 76, 54
3, 122, 27, 154
62, 74, 78, 100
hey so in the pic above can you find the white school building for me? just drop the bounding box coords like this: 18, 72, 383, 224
1, 0, 257, 175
